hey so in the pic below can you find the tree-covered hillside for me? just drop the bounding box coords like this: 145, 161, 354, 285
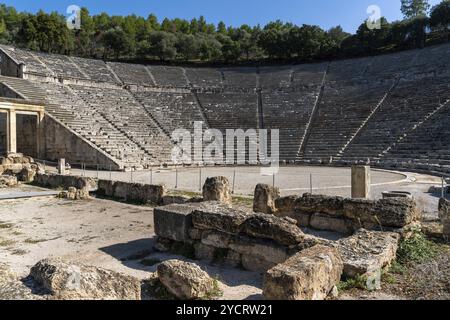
0, 0, 448, 64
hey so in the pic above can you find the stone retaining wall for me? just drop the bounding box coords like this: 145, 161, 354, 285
254, 185, 420, 235
0, 154, 40, 185
96, 180, 165, 205
275, 193, 420, 234
34, 173, 96, 192
154, 201, 323, 272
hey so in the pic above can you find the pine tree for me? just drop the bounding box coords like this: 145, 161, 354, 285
401, 0, 431, 18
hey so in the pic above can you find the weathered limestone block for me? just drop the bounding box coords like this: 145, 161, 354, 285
202, 176, 232, 205
230, 236, 289, 272
194, 243, 242, 268
128, 183, 165, 204
192, 202, 249, 234
30, 259, 141, 300
154, 203, 199, 242
295, 194, 345, 217
97, 180, 165, 204
439, 198, 450, 235
241, 213, 306, 246
275, 196, 297, 215
162, 195, 190, 205
374, 198, 420, 227
253, 184, 280, 214
351, 165, 370, 199
0, 175, 18, 188
188, 228, 203, 240
112, 181, 130, 200
0, 263, 45, 300
96, 180, 115, 197
157, 260, 221, 300
2, 163, 24, 174
310, 213, 352, 234
201, 230, 234, 249
34, 174, 95, 192
194, 243, 216, 262
17, 167, 36, 183
338, 229, 400, 278
60, 187, 90, 200
343, 198, 419, 228
263, 245, 343, 300
57, 158, 66, 175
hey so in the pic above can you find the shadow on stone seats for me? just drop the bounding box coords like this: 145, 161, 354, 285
99, 237, 156, 271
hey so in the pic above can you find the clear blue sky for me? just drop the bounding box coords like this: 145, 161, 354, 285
0, 0, 442, 33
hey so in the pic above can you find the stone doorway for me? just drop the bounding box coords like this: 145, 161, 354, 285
16, 113, 38, 158
0, 112, 6, 155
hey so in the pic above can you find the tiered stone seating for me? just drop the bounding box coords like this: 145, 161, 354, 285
326, 56, 373, 82
197, 92, 258, 162
291, 63, 328, 89
366, 49, 419, 79
185, 67, 222, 88
70, 85, 173, 164
302, 81, 392, 160
222, 67, 257, 90
262, 90, 319, 161
148, 66, 188, 87
198, 92, 257, 129
133, 91, 205, 133
107, 62, 154, 85
342, 76, 450, 161
34, 52, 85, 79
0, 45, 52, 76
71, 57, 120, 84
384, 102, 450, 168
41, 82, 148, 167
0, 76, 46, 102
259, 66, 292, 90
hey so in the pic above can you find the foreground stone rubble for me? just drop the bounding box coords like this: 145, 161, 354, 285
30, 259, 142, 300
157, 260, 222, 300
263, 245, 343, 300
338, 230, 400, 278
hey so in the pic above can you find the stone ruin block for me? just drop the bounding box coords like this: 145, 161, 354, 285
439, 198, 450, 236
241, 213, 306, 246
30, 258, 141, 300
157, 260, 222, 300
263, 245, 343, 300
229, 235, 290, 272
0, 175, 18, 188
295, 193, 345, 217
351, 165, 370, 199
97, 180, 165, 205
191, 202, 249, 234
154, 201, 323, 272
202, 176, 232, 205
154, 203, 200, 242
338, 229, 400, 278
273, 192, 420, 234
274, 195, 297, 215
34, 173, 95, 192
344, 198, 420, 229
253, 183, 280, 214
310, 213, 353, 234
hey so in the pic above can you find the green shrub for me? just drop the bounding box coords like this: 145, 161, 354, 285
397, 230, 440, 265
